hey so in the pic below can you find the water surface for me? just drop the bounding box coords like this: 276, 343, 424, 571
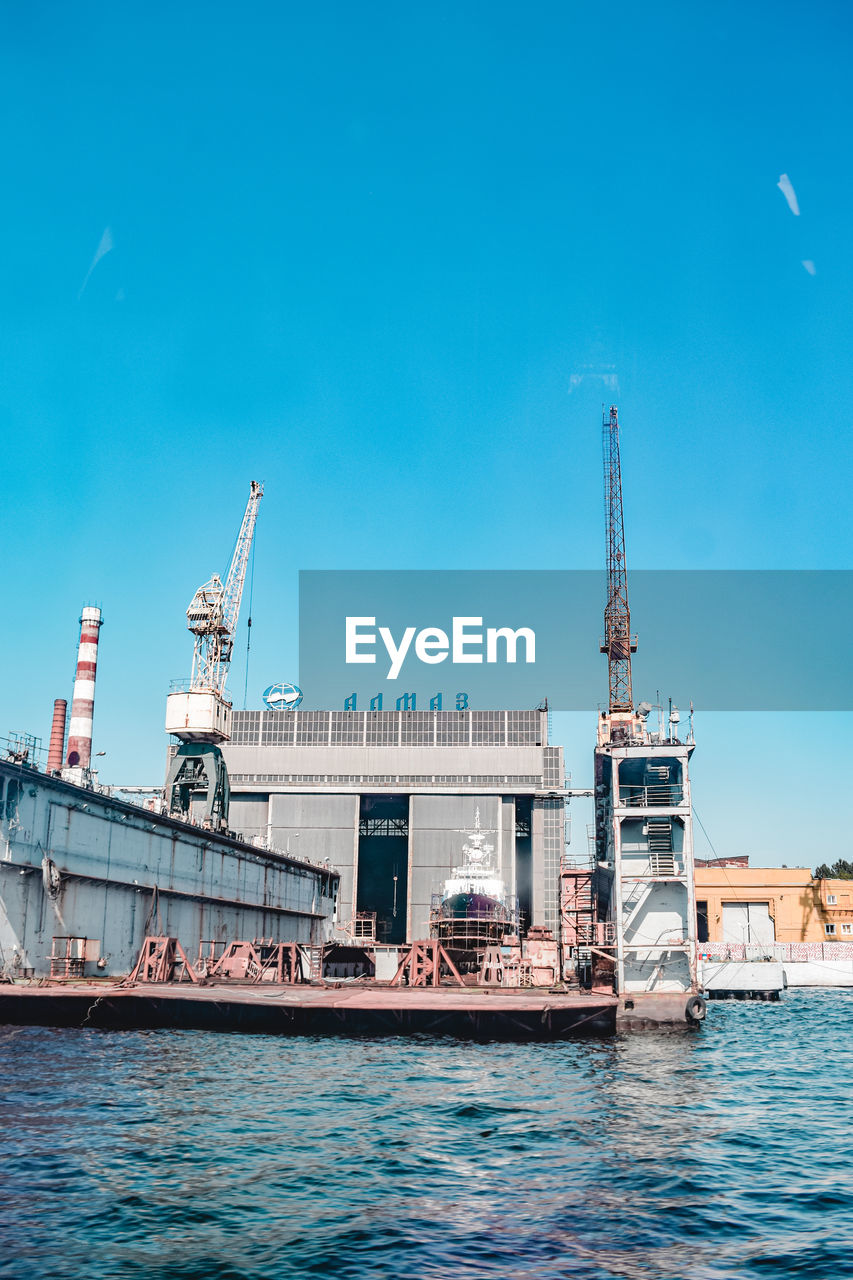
1, 989, 850, 1278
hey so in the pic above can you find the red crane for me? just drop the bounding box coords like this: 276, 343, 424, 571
600, 406, 637, 713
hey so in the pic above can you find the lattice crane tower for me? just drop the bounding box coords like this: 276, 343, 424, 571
600, 406, 637, 714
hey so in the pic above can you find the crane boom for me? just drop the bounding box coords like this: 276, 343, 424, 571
222, 480, 263, 648
600, 406, 637, 713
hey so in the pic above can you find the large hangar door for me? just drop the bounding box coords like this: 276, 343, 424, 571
407, 796, 505, 943
356, 796, 409, 945
515, 797, 532, 934
722, 901, 775, 945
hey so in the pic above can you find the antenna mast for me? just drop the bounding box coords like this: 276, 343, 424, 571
600, 406, 637, 712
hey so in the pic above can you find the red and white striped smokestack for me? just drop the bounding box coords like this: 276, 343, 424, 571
66, 606, 103, 770
47, 699, 67, 773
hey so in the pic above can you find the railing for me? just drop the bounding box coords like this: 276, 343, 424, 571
560, 853, 594, 872
622, 857, 684, 880
2, 733, 47, 771
572, 922, 615, 946
699, 941, 853, 961
619, 784, 684, 807
352, 912, 377, 942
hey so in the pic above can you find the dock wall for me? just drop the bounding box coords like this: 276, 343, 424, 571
0, 761, 337, 978
782, 961, 853, 987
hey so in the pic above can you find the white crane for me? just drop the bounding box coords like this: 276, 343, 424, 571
166, 481, 263, 744
164, 482, 263, 828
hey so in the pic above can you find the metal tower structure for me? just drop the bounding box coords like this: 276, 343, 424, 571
185, 480, 264, 703
591, 408, 703, 1018
600, 406, 637, 713
165, 482, 263, 830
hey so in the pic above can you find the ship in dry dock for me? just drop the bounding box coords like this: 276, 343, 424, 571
430, 809, 516, 967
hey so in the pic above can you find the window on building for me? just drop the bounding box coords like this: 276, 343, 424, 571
827, 894, 838, 905
825, 923, 837, 936
842, 923, 852, 935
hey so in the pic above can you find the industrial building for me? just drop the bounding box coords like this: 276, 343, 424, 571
694, 863, 844, 945
221, 706, 567, 944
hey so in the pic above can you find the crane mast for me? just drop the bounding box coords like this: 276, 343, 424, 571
600, 406, 637, 713
164, 481, 263, 830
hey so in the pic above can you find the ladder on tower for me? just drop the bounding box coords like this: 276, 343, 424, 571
647, 821, 675, 876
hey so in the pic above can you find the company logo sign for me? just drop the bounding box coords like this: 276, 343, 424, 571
263, 682, 303, 711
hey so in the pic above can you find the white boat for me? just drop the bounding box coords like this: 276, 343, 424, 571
433, 809, 516, 953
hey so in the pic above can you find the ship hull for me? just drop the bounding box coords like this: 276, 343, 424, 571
434, 891, 514, 955
441, 891, 508, 920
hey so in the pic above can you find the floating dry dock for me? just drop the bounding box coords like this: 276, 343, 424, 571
0, 981, 623, 1040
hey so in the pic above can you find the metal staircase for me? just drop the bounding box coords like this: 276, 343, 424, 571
306, 945, 325, 982
647, 820, 675, 876
559, 861, 596, 950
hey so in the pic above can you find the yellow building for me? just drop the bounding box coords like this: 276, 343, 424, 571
818, 880, 853, 941
694, 865, 824, 945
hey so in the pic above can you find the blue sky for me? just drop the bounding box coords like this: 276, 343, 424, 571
1, 2, 850, 866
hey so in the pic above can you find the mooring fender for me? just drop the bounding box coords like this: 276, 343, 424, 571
685, 994, 707, 1022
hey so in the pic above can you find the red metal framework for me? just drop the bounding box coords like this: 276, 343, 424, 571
125, 936, 314, 985
559, 865, 595, 952
203, 940, 311, 983
49, 937, 87, 980
600, 406, 637, 712
125, 936, 199, 984
390, 940, 464, 987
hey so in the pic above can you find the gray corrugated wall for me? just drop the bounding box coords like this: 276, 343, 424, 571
0, 764, 337, 978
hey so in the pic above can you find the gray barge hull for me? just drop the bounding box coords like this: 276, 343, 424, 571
0, 760, 338, 978
0, 982, 618, 1040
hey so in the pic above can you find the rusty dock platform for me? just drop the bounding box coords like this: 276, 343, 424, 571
0, 981, 617, 1040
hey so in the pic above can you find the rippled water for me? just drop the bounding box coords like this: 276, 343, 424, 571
1, 989, 850, 1279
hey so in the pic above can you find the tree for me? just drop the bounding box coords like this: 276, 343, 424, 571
814, 859, 853, 880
